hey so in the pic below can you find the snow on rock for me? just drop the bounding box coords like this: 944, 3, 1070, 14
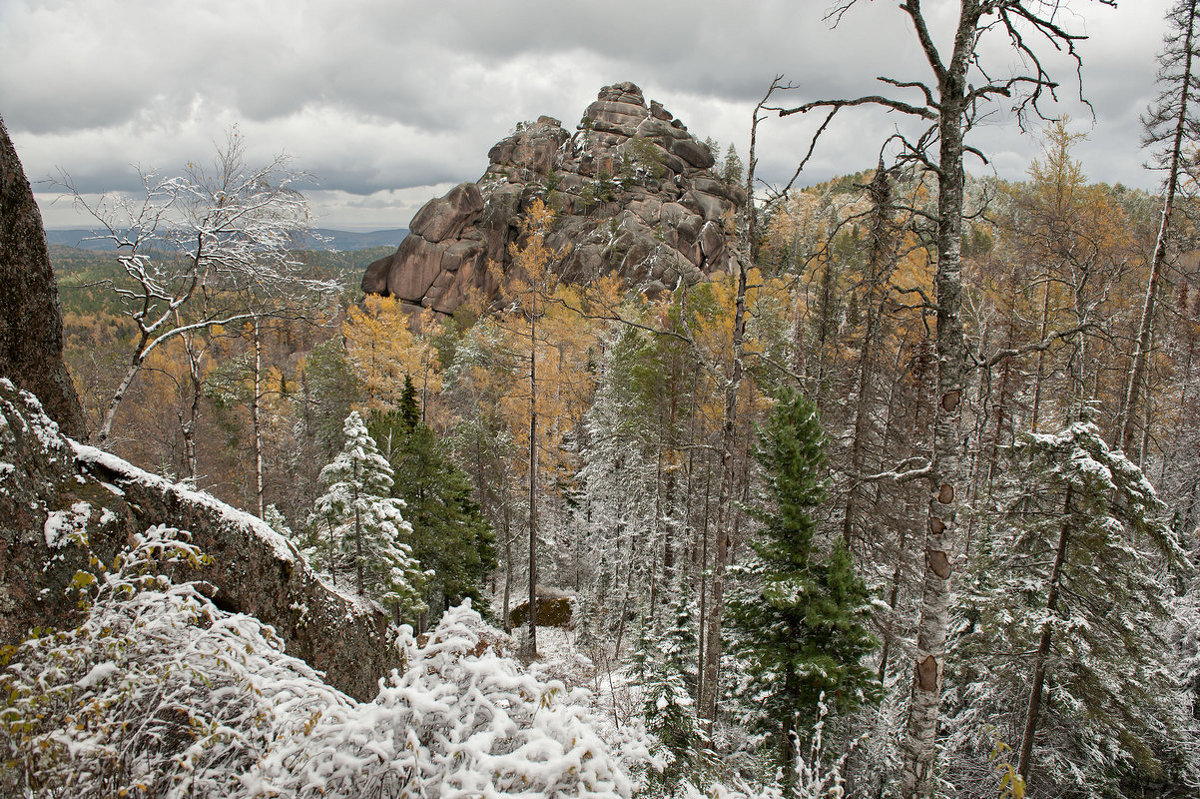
0, 379, 398, 703
73, 443, 296, 565
70, 440, 400, 700
43, 500, 92, 549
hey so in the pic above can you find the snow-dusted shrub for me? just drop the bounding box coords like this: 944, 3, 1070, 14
253, 599, 634, 798
675, 696, 859, 799
0, 524, 350, 798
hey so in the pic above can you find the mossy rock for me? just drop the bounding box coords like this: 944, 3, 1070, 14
509, 588, 577, 629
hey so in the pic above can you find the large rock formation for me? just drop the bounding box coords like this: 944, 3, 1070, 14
0, 379, 399, 701
0, 116, 86, 438
363, 82, 746, 314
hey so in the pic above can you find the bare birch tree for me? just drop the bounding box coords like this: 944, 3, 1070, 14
776, 3, 1114, 796
59, 130, 338, 447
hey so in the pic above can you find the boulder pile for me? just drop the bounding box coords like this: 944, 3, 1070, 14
362, 82, 746, 315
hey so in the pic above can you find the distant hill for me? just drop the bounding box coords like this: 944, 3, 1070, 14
44, 228, 408, 252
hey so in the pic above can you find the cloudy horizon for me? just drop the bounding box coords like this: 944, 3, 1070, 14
0, 0, 1175, 232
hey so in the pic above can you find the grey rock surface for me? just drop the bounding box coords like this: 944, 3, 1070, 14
0, 116, 86, 438
363, 82, 746, 315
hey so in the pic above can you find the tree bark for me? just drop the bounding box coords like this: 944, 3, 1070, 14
901, 15, 971, 798
252, 319, 266, 517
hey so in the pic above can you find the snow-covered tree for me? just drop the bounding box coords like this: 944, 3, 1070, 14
312, 410, 427, 619
948, 420, 1198, 797
57, 129, 339, 445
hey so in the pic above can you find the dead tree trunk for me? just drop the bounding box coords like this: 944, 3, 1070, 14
1121, 0, 1199, 453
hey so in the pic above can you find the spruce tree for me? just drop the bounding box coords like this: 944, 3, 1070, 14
313, 410, 427, 620
369, 376, 497, 622
950, 420, 1196, 795
726, 390, 879, 773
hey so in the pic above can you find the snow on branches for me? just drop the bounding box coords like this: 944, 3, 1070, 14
1, 528, 638, 799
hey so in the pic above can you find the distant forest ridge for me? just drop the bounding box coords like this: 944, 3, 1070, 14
44, 228, 409, 252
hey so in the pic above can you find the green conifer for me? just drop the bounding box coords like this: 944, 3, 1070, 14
726, 390, 880, 771
369, 376, 497, 622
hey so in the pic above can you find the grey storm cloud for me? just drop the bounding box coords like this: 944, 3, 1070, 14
0, 0, 1177, 229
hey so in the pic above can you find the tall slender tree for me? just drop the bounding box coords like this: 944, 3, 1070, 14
726, 390, 879, 775
778, 3, 1115, 795
1121, 0, 1200, 453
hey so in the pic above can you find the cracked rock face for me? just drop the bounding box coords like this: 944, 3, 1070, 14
362, 82, 746, 315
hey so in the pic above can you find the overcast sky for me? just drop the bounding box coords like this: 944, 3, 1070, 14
0, 0, 1174, 231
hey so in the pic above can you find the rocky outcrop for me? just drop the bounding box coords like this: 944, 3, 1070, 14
0, 116, 86, 438
363, 82, 746, 315
0, 379, 399, 701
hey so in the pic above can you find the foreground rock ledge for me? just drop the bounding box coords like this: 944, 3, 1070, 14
0, 379, 398, 701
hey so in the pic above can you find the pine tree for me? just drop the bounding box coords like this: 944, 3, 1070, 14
726, 390, 880, 773
643, 581, 703, 791
368, 376, 497, 622
950, 420, 1197, 796
313, 410, 427, 620
722, 143, 744, 186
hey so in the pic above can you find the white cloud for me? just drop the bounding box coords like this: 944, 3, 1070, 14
1, 0, 1176, 229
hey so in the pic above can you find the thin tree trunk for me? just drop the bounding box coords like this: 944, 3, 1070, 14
181, 326, 203, 482
353, 477, 364, 593
526, 292, 539, 657
696, 451, 713, 710
1121, 0, 1197, 453
699, 245, 749, 722
1017, 486, 1074, 783
252, 319, 265, 517
844, 164, 894, 550
97, 337, 151, 445
1030, 277, 1051, 434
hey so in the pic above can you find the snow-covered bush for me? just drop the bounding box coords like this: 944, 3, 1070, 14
253, 600, 634, 798
2, 526, 637, 799
0, 524, 350, 798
